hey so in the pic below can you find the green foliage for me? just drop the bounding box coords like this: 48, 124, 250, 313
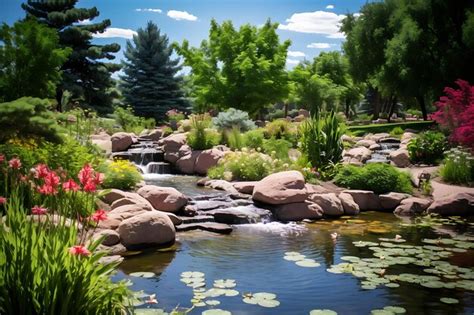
187, 115, 220, 150
334, 163, 412, 194
262, 138, 291, 160
22, 0, 121, 113
264, 119, 297, 145
390, 126, 404, 137
121, 22, 188, 121
0, 19, 70, 102
212, 108, 256, 131
440, 147, 473, 186
243, 129, 265, 150
101, 160, 143, 191
225, 127, 245, 151
0, 97, 62, 143
208, 150, 274, 181
299, 111, 343, 177
110, 106, 155, 134
348, 121, 434, 136
175, 19, 290, 114
407, 131, 448, 165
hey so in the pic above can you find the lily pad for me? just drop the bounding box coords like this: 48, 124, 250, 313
130, 271, 156, 278
258, 299, 280, 308
181, 271, 205, 278
440, 297, 459, 304
284, 255, 306, 261
383, 306, 406, 313
309, 310, 338, 315
370, 310, 394, 315
201, 309, 232, 315
214, 279, 236, 288
206, 300, 221, 306
253, 292, 277, 300
224, 289, 239, 297
295, 259, 320, 268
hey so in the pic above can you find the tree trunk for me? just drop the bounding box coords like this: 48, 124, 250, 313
416, 94, 428, 120
371, 88, 381, 120
387, 95, 397, 123
56, 88, 63, 112
345, 98, 350, 119
284, 103, 288, 118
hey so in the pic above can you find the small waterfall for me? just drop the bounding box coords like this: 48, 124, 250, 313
367, 141, 400, 164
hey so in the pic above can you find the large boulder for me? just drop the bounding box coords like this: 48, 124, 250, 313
233, 181, 257, 194
111, 132, 134, 152
93, 229, 120, 246
176, 151, 200, 174
195, 149, 224, 175
143, 129, 162, 141
394, 197, 432, 216
274, 201, 323, 221
118, 211, 175, 249
338, 192, 360, 215
91, 132, 112, 155
308, 193, 344, 216
344, 147, 372, 164
379, 192, 411, 210
356, 139, 377, 148
252, 171, 307, 205
108, 204, 149, 221
390, 149, 410, 168
162, 133, 186, 153
343, 190, 381, 211
427, 193, 474, 216
137, 185, 187, 212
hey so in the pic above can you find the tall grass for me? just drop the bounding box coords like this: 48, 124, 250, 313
440, 147, 473, 186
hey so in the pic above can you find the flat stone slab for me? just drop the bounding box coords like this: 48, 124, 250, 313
176, 222, 233, 234
192, 200, 229, 211
177, 215, 215, 224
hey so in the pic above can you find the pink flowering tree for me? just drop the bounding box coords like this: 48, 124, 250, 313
431, 79, 474, 149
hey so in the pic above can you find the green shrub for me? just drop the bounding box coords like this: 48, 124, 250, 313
406, 108, 422, 117
225, 127, 245, 150
390, 126, 404, 137
264, 119, 297, 144
101, 160, 143, 190
109, 106, 155, 134
243, 129, 265, 150
187, 115, 220, 150
0, 97, 62, 143
208, 150, 273, 181
334, 163, 412, 194
266, 109, 285, 121
212, 108, 256, 131
440, 147, 474, 186
262, 138, 291, 160
407, 131, 448, 164
299, 111, 343, 178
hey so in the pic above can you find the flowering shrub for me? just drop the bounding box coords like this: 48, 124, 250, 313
0, 156, 132, 313
407, 131, 447, 165
440, 147, 474, 186
101, 159, 143, 191
431, 79, 474, 149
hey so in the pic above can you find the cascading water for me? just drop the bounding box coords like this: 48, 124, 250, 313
367, 139, 400, 164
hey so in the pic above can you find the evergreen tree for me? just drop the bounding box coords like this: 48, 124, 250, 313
22, 0, 121, 114
120, 21, 188, 121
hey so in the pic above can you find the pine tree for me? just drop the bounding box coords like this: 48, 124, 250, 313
120, 21, 188, 121
22, 0, 121, 114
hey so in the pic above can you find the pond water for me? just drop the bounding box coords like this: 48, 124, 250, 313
115, 177, 474, 315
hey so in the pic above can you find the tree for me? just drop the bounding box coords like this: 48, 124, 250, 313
120, 21, 188, 121
175, 19, 290, 116
0, 19, 70, 102
22, 0, 121, 114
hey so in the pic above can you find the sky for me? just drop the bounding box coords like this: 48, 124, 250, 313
0, 0, 368, 73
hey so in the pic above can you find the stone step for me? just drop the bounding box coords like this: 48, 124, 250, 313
177, 215, 215, 224
176, 222, 233, 234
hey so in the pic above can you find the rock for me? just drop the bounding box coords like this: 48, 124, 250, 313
109, 204, 149, 221
394, 197, 432, 216
341, 135, 356, 143
214, 145, 230, 152
274, 201, 323, 221
176, 151, 200, 174
98, 243, 127, 255
101, 189, 129, 205
111, 132, 134, 152
137, 185, 187, 213
162, 133, 186, 152
27, 214, 82, 229
143, 129, 162, 141
176, 222, 233, 234
204, 180, 238, 193
294, 114, 306, 122
379, 137, 401, 144
98, 218, 121, 230
118, 211, 175, 248
164, 152, 180, 163
92, 139, 112, 155
98, 255, 124, 265
379, 192, 411, 210
96, 198, 111, 212
338, 192, 360, 215
369, 143, 381, 150
208, 205, 271, 224
308, 193, 344, 216
110, 197, 152, 210
178, 145, 193, 158
253, 171, 307, 205
401, 132, 416, 142
343, 190, 382, 211
426, 193, 474, 216
193, 200, 228, 211
390, 149, 410, 167
195, 149, 224, 175
93, 229, 120, 246
233, 181, 257, 194
356, 139, 377, 148
344, 147, 372, 163
367, 133, 390, 142
299, 109, 310, 117
162, 212, 182, 226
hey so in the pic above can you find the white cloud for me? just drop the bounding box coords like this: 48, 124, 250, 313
288, 50, 306, 58
78, 19, 92, 25
278, 10, 345, 39
354, 13, 362, 18
307, 42, 333, 49
94, 28, 137, 39
286, 59, 300, 65
167, 10, 198, 21
326, 5, 335, 9
136, 8, 162, 13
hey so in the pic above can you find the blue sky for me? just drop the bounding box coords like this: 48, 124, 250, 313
1, 0, 367, 71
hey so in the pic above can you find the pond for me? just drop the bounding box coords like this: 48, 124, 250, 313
115, 178, 474, 315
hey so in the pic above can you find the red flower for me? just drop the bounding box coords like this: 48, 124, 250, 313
44, 171, 60, 188
78, 164, 93, 186
83, 180, 96, 193
91, 209, 107, 222
93, 172, 105, 185
34, 164, 50, 179
0, 197, 6, 205
31, 205, 48, 215
9, 158, 21, 169
69, 245, 91, 257
63, 179, 80, 192
37, 184, 57, 195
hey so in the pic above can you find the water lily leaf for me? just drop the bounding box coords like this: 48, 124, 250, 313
130, 271, 156, 278
284, 251, 301, 256
181, 271, 205, 278
284, 255, 306, 261
309, 310, 338, 315
134, 309, 168, 315
295, 259, 320, 268
243, 297, 258, 305
370, 310, 394, 315
385, 283, 400, 288
201, 309, 232, 315
253, 292, 277, 300
383, 306, 406, 313
194, 302, 206, 307
361, 284, 376, 290
214, 279, 236, 288
341, 256, 360, 262
440, 297, 459, 304
224, 289, 239, 297
205, 288, 227, 298
258, 299, 280, 308
420, 280, 444, 289
206, 300, 221, 306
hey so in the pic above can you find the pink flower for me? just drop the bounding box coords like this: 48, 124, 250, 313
93, 172, 105, 185
0, 197, 6, 205
83, 180, 96, 193
69, 245, 91, 257
44, 171, 60, 188
91, 209, 107, 222
62, 179, 80, 192
37, 184, 57, 195
0, 154, 5, 163
34, 164, 50, 179
31, 205, 48, 215
9, 158, 21, 169
78, 164, 93, 186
